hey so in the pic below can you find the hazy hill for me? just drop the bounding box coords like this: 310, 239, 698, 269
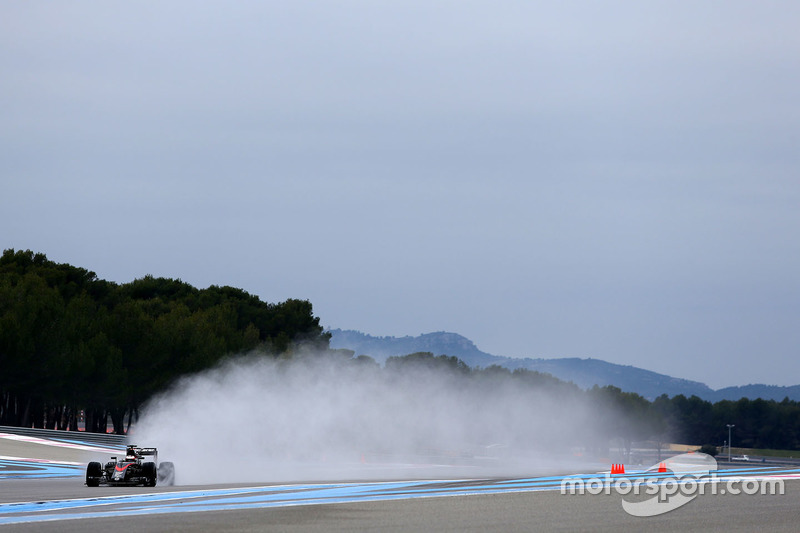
329, 329, 800, 402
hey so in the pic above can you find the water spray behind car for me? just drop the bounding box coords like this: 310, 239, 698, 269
131, 350, 607, 485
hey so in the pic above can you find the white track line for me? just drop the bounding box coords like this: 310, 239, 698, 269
0, 455, 83, 466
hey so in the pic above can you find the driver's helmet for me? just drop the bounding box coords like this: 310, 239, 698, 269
125, 446, 137, 460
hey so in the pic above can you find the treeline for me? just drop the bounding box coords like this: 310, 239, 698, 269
651, 393, 800, 451
0, 249, 329, 434
2, 249, 799, 452
364, 352, 800, 452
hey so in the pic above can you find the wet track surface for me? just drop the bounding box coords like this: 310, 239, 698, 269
2, 431, 800, 532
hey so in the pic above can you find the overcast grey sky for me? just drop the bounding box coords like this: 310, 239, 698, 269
2, 2, 798, 388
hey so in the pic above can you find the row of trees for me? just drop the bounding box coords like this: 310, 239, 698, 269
650, 393, 800, 451
2, 249, 798, 452
0, 249, 329, 433
350, 352, 800, 452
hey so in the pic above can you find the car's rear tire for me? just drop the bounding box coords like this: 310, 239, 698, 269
157, 461, 175, 486
86, 462, 102, 487
142, 461, 157, 487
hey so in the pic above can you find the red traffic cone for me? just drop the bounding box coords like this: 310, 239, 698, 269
657, 462, 667, 473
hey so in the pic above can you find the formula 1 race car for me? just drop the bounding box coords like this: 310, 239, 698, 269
86, 445, 175, 487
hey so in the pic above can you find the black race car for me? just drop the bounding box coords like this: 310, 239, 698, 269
86, 445, 175, 487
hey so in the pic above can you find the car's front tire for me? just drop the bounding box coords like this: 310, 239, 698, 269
142, 462, 157, 487
86, 462, 102, 487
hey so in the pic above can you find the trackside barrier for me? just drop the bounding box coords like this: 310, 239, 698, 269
0, 425, 127, 447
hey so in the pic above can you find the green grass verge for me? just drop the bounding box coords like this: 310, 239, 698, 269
727, 447, 800, 458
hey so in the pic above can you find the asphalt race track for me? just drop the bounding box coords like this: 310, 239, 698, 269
2, 431, 800, 532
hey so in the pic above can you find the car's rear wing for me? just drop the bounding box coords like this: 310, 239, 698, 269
138, 447, 158, 460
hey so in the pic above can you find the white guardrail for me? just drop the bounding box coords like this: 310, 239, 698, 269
0, 425, 127, 447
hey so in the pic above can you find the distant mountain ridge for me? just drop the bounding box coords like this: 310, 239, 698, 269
328, 329, 800, 402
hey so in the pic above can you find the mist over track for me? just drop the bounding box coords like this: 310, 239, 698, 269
132, 352, 599, 484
